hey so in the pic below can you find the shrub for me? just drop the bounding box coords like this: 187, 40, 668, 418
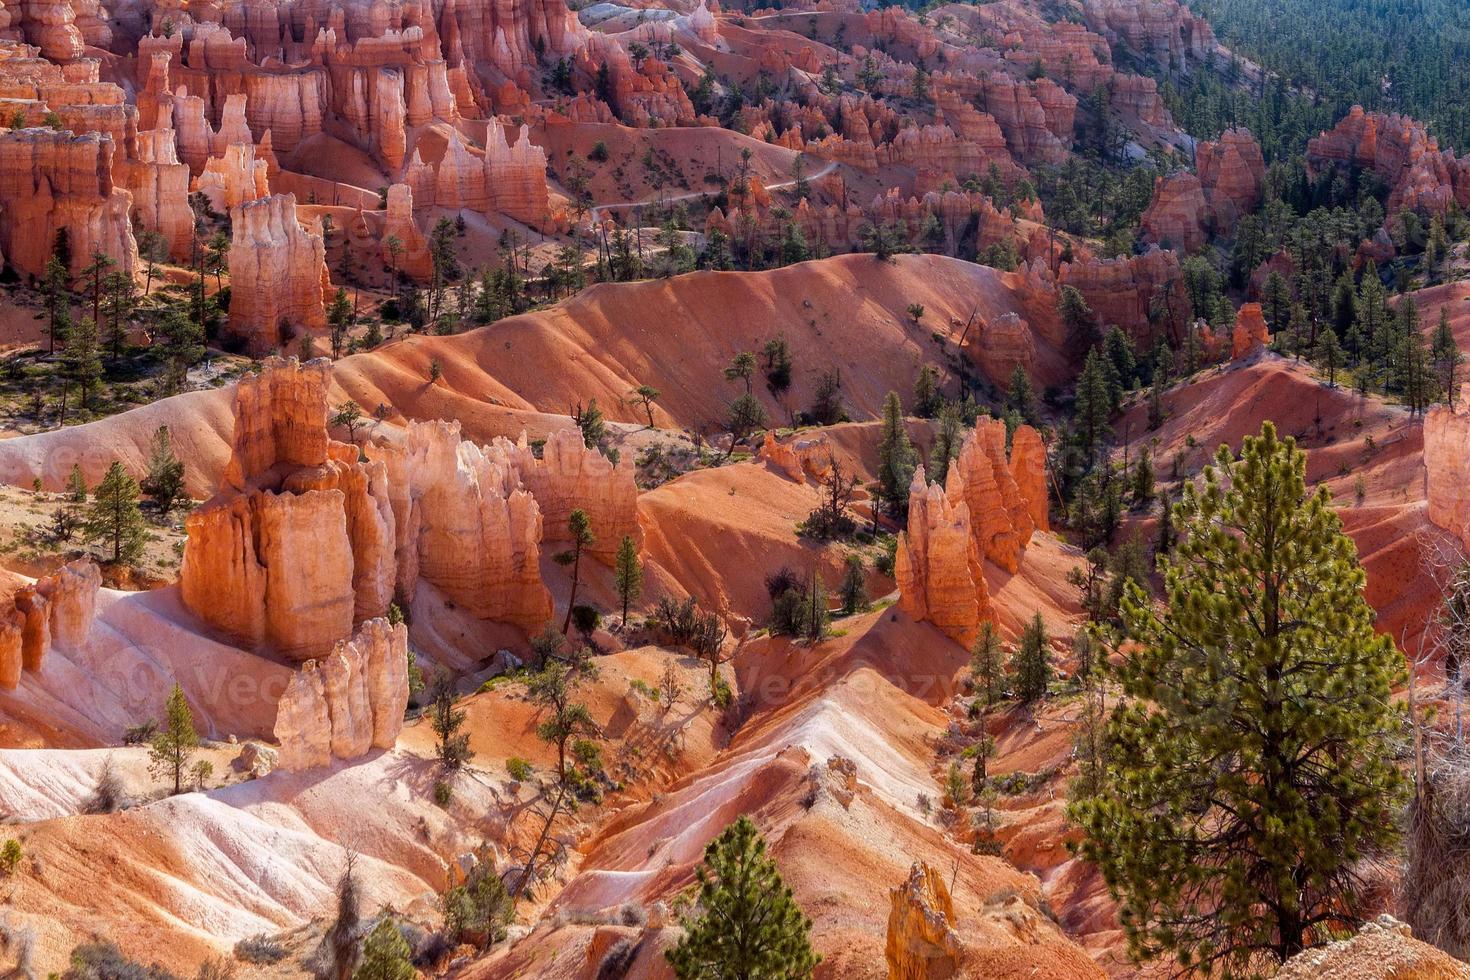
433, 781, 453, 807
233, 936, 287, 965
506, 757, 533, 782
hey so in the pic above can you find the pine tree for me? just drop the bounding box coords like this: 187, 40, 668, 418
1071, 422, 1407, 974
427, 670, 473, 773
969, 622, 1003, 706
66, 464, 87, 503
141, 425, 186, 516
1010, 613, 1050, 703
62, 315, 103, 411
838, 554, 866, 615
912, 365, 941, 418
928, 403, 964, 485
528, 658, 596, 782
353, 919, 414, 980
1074, 350, 1114, 463
1006, 364, 1036, 423
1130, 448, 1154, 510
876, 391, 916, 520
666, 816, 820, 979
614, 534, 642, 626
149, 682, 198, 795
1432, 306, 1463, 406
85, 461, 146, 564
1316, 325, 1344, 388
557, 509, 595, 633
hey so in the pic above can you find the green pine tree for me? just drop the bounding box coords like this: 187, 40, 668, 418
354, 919, 415, 980
1010, 613, 1050, 703
141, 425, 186, 515
84, 461, 147, 564
666, 816, 820, 980
149, 682, 199, 795
614, 534, 642, 626
969, 622, 1004, 706
1071, 422, 1407, 975
876, 391, 916, 520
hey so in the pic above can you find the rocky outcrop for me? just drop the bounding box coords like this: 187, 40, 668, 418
272, 617, 409, 771
182, 358, 391, 660
498, 427, 640, 564
1307, 106, 1470, 222
1231, 302, 1270, 359
1425, 407, 1470, 553
117, 128, 193, 261
757, 431, 833, 484
896, 468, 988, 648
946, 418, 1036, 574
1081, 0, 1215, 73
1141, 129, 1264, 251
1275, 915, 1470, 980
0, 127, 137, 279
0, 559, 100, 691
226, 193, 329, 355
885, 862, 964, 980
194, 142, 269, 213
369, 419, 554, 629
407, 121, 552, 228
381, 182, 432, 280
1060, 248, 1189, 342
896, 419, 1047, 644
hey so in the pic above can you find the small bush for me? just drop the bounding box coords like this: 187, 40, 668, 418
506, 757, 533, 782
233, 935, 287, 965
65, 941, 180, 980
433, 780, 453, 807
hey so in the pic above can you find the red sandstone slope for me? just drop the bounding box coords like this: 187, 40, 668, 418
1120, 352, 1441, 651
0, 254, 1064, 495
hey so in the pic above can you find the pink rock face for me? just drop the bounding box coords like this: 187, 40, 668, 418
409, 121, 552, 228
226, 193, 329, 356
374, 419, 555, 628
0, 127, 138, 279
886, 862, 964, 980
226, 356, 333, 488
1081, 0, 1215, 70
1060, 249, 1189, 342
1231, 302, 1270, 359
500, 427, 641, 564
195, 142, 269, 214
381, 183, 432, 280
117, 128, 193, 261
897, 421, 1049, 644
1140, 172, 1208, 253
20, 0, 82, 62
1425, 407, 1470, 552
1141, 129, 1264, 251
757, 431, 834, 484
0, 557, 99, 688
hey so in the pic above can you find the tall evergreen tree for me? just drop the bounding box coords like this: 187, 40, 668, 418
1071, 423, 1407, 975
557, 509, 595, 633
969, 622, 1004, 707
354, 919, 414, 980
1010, 613, 1050, 703
1432, 306, 1463, 405
84, 461, 146, 564
614, 534, 642, 626
141, 425, 186, 516
876, 391, 916, 520
149, 682, 199, 795
666, 816, 820, 980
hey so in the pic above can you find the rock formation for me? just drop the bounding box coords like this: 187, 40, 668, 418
181, 358, 392, 660
498, 427, 640, 564
1426, 406, 1470, 554
1307, 106, 1470, 223
757, 431, 833, 484
1060, 248, 1189, 342
1141, 129, 1264, 251
0, 559, 100, 691
896, 468, 988, 648
885, 862, 964, 980
1276, 915, 1470, 980
896, 419, 1047, 644
225, 193, 329, 355
272, 617, 409, 770
380, 182, 432, 280
407, 120, 552, 228
369, 419, 554, 629
181, 356, 568, 657
194, 141, 269, 213
117, 128, 193, 261
0, 127, 137, 278
1231, 302, 1270, 359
